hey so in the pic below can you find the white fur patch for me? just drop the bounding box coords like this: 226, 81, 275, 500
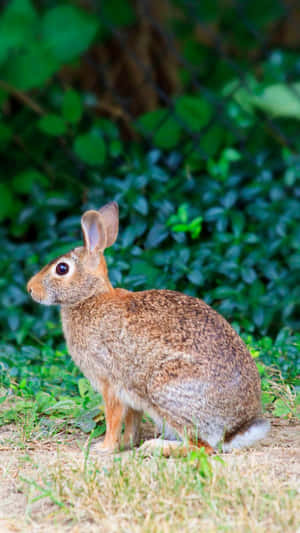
222, 419, 270, 452
139, 438, 182, 456
38, 295, 54, 305
115, 387, 179, 440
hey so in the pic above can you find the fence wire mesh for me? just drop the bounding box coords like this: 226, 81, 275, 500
0, 0, 300, 335
75, 0, 300, 171
1, 0, 300, 173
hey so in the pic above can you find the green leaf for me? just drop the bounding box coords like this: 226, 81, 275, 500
74, 132, 106, 165
231, 211, 245, 236
137, 109, 181, 150
261, 391, 273, 405
229, 79, 300, 120
110, 139, 123, 157
0, 0, 38, 65
172, 223, 189, 232
145, 224, 169, 248
62, 89, 82, 124
36, 391, 55, 412
76, 411, 97, 433
167, 204, 189, 226
187, 270, 204, 286
2, 0, 36, 21
0, 123, 12, 148
175, 95, 212, 131
45, 243, 80, 263
129, 260, 160, 285
205, 207, 225, 221
38, 114, 67, 136
248, 346, 260, 358
0, 395, 8, 405
241, 267, 257, 284
0, 184, 15, 221
94, 118, 119, 139
152, 117, 181, 149
178, 204, 189, 223
121, 221, 147, 247
3, 42, 58, 90
13, 169, 49, 193
199, 124, 224, 158
133, 197, 148, 216
253, 83, 300, 119
253, 307, 264, 328
289, 253, 300, 269
42, 5, 99, 62
225, 77, 258, 114
78, 378, 91, 398
102, 0, 136, 26
212, 286, 235, 299
273, 399, 291, 418
222, 148, 241, 162
46, 398, 77, 414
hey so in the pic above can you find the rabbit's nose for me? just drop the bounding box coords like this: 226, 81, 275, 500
27, 279, 34, 295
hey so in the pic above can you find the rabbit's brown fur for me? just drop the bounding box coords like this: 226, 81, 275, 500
27, 202, 270, 455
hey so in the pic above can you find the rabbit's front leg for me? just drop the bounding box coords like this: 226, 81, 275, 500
92, 380, 125, 454
92, 381, 142, 454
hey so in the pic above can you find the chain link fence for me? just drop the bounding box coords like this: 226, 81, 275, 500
1, 0, 300, 336
57, 0, 300, 172
1, 0, 300, 174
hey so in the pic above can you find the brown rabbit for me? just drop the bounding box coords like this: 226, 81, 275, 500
27, 201, 270, 456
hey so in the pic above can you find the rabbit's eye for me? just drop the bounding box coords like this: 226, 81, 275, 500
56, 262, 69, 276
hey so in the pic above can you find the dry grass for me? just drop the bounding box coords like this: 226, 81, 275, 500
0, 418, 299, 533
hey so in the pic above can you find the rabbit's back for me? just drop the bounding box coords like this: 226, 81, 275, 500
123, 289, 249, 365
62, 289, 260, 403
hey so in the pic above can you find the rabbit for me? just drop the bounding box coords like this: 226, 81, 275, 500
27, 201, 270, 456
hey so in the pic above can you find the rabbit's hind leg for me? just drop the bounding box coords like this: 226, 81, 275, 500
139, 438, 213, 457
121, 408, 143, 449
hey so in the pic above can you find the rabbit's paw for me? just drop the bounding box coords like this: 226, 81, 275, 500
89, 440, 118, 455
139, 438, 185, 458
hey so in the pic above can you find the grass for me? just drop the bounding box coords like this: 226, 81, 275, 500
1, 435, 298, 533
0, 388, 299, 532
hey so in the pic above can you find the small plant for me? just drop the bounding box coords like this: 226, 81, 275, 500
167, 203, 203, 239
258, 365, 299, 420
207, 148, 241, 181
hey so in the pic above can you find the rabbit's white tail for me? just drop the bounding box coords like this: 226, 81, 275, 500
222, 418, 270, 452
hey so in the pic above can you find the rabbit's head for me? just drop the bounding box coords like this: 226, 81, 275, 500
27, 202, 119, 306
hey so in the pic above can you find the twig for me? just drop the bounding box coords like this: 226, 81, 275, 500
0, 80, 45, 115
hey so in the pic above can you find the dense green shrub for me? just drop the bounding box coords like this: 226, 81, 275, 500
1, 143, 299, 339
0, 0, 299, 395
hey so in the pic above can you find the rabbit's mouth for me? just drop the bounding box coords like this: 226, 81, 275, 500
27, 277, 53, 305
28, 288, 53, 305
32, 293, 53, 305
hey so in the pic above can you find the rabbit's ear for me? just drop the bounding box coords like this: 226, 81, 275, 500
98, 201, 119, 248
81, 210, 106, 253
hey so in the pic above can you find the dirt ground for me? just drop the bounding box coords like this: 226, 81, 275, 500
0, 417, 299, 533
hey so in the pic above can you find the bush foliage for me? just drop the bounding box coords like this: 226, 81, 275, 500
0, 0, 299, 409
1, 140, 299, 338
